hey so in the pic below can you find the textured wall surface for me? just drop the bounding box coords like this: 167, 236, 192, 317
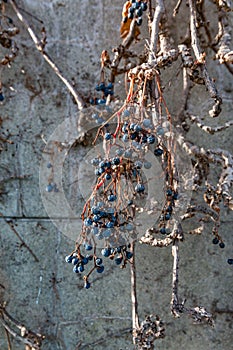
0, 1, 233, 350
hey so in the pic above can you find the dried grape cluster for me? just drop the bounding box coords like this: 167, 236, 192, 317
65, 104, 180, 288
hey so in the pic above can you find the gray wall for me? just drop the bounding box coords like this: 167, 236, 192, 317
0, 1, 232, 349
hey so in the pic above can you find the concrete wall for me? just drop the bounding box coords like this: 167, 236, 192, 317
0, 1, 232, 349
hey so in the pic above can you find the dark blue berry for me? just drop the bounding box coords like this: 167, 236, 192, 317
112, 157, 120, 165
165, 213, 171, 220
147, 134, 156, 144
135, 183, 145, 193
141, 2, 148, 11
134, 160, 143, 169
212, 237, 219, 245
91, 206, 100, 215
101, 248, 111, 257
0, 93, 5, 102
137, 17, 143, 26
126, 251, 133, 259
122, 134, 129, 142
136, 8, 143, 17
65, 255, 73, 263
84, 281, 91, 289
84, 217, 93, 226
166, 189, 173, 196
77, 265, 84, 273
96, 265, 105, 273
105, 132, 112, 140
227, 259, 233, 265
128, 12, 134, 19
97, 98, 106, 105
108, 194, 117, 202
115, 256, 123, 265
72, 257, 79, 265
130, 132, 137, 140
173, 192, 179, 200
128, 6, 135, 14
134, 124, 142, 132
82, 257, 89, 265
99, 82, 105, 91
106, 221, 114, 228
96, 257, 103, 266
154, 148, 163, 156
105, 173, 111, 180
160, 227, 167, 234
105, 161, 112, 168
219, 242, 225, 248
46, 183, 54, 192
84, 243, 92, 251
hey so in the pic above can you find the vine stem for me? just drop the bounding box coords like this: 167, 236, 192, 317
148, 0, 165, 63
130, 241, 139, 344
9, 0, 85, 110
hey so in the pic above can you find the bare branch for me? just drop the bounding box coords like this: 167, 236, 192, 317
9, 0, 85, 110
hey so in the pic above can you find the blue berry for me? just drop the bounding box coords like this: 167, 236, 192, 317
212, 237, 219, 245
96, 257, 103, 266
107, 82, 113, 89
166, 189, 173, 196
65, 255, 73, 263
135, 183, 145, 193
128, 11, 134, 19
105, 173, 111, 180
82, 257, 89, 265
0, 93, 5, 102
96, 265, 105, 273
86, 254, 93, 261
115, 256, 123, 265
134, 160, 143, 169
97, 98, 106, 105
173, 192, 179, 200
144, 161, 152, 169
156, 126, 165, 136
93, 214, 101, 222
128, 6, 135, 14
147, 134, 156, 144
143, 119, 151, 127
154, 148, 163, 156
84, 217, 93, 226
227, 259, 233, 265
91, 227, 99, 235
101, 248, 111, 257
141, 2, 148, 11
116, 148, 124, 156
77, 265, 84, 273
136, 8, 143, 17
84, 243, 92, 251
130, 123, 136, 131
99, 160, 106, 168
99, 82, 105, 91
105, 161, 112, 168
126, 251, 133, 259
112, 157, 120, 165
106, 221, 114, 228
91, 206, 100, 215
72, 257, 79, 265
94, 168, 100, 176
134, 124, 142, 132
219, 242, 225, 248
46, 183, 54, 192
84, 281, 91, 289
160, 227, 167, 234
122, 134, 129, 142
124, 149, 133, 158
123, 109, 130, 117
105, 132, 112, 140
130, 132, 137, 140
108, 194, 117, 202
165, 213, 171, 220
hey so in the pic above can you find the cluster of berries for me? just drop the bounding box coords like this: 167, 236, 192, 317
65, 105, 179, 287
89, 82, 114, 106
123, 0, 148, 26
65, 243, 133, 288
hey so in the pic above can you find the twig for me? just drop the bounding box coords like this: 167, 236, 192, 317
171, 239, 181, 317
188, 114, 233, 134
173, 0, 183, 17
0, 213, 39, 262
148, 0, 165, 63
188, 0, 222, 117
9, 0, 85, 110
130, 241, 139, 345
